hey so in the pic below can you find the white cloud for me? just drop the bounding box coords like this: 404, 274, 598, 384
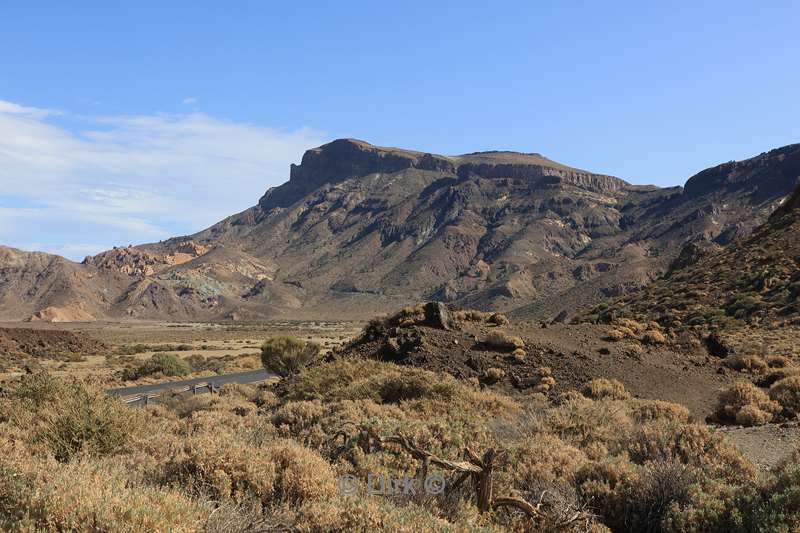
0, 101, 327, 260
0, 100, 59, 118
182, 97, 198, 105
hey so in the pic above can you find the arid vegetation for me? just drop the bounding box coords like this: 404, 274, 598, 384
3, 341, 800, 531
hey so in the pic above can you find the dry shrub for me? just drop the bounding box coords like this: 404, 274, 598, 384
533, 367, 556, 393
454, 309, 491, 322
628, 422, 756, 484
616, 319, 647, 335
512, 433, 587, 486
483, 367, 506, 383
723, 354, 768, 373
261, 336, 321, 377
394, 304, 427, 327
484, 330, 524, 351
282, 359, 520, 420
6, 374, 145, 462
766, 355, 793, 368
546, 397, 633, 453
453, 310, 509, 327
630, 400, 691, 424
602, 461, 696, 533
606, 329, 626, 342
735, 404, 775, 426
488, 313, 510, 326
0, 440, 206, 531
169, 435, 335, 507
642, 330, 667, 345
291, 496, 467, 532
757, 366, 800, 388
769, 375, 800, 414
575, 459, 638, 523
512, 347, 526, 361
582, 378, 631, 401
755, 448, 800, 530
714, 382, 780, 426
270, 400, 327, 445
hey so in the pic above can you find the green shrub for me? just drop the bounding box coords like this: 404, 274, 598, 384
42, 386, 144, 462
122, 353, 191, 380
261, 337, 321, 377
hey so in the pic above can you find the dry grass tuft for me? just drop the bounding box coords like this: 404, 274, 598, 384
483, 367, 507, 383
582, 378, 631, 401
484, 331, 524, 351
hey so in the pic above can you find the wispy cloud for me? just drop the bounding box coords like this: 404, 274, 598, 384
182, 96, 198, 105
0, 100, 326, 260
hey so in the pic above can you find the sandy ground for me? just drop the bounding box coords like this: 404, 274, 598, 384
0, 320, 363, 386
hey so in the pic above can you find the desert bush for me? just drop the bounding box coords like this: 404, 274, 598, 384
546, 397, 633, 453
642, 330, 668, 345
713, 382, 780, 426
610, 461, 697, 533
629, 400, 691, 424
575, 458, 637, 524
722, 354, 768, 373
512, 347, 526, 361
766, 355, 793, 368
769, 375, 800, 414
377, 373, 459, 403
616, 318, 647, 335
757, 366, 800, 387
5, 375, 144, 462
582, 378, 631, 401
168, 434, 335, 507
606, 329, 625, 342
483, 367, 506, 383
512, 433, 587, 486
117, 343, 194, 355
261, 336, 321, 377
40, 387, 144, 462
533, 367, 556, 393
0, 454, 207, 531
488, 313, 510, 326
454, 309, 489, 322
282, 359, 518, 414
122, 353, 191, 380
755, 449, 800, 531
484, 331, 524, 351
9, 371, 64, 406
627, 422, 755, 484
735, 404, 775, 426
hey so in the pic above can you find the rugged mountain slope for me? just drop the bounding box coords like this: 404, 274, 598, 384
1, 140, 798, 321
588, 183, 800, 332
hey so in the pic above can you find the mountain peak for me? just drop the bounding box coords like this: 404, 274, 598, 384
259, 139, 628, 210
683, 143, 800, 202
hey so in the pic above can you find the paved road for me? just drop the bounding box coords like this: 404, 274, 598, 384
106, 368, 275, 398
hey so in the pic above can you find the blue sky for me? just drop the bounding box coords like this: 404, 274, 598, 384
1, 1, 798, 260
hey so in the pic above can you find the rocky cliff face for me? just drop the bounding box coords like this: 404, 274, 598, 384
2, 139, 798, 321
593, 182, 800, 332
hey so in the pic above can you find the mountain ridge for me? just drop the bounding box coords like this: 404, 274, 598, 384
1, 139, 798, 321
